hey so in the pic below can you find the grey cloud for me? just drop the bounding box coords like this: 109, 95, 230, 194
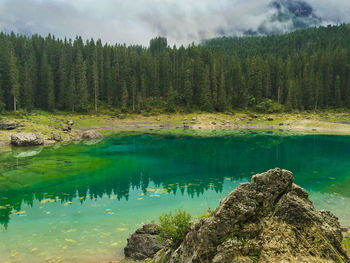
0, 0, 349, 46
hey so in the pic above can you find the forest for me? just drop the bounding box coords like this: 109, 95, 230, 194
0, 24, 350, 114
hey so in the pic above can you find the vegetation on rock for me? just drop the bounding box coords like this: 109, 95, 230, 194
158, 209, 192, 248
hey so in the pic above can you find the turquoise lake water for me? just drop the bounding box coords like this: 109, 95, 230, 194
0, 131, 350, 262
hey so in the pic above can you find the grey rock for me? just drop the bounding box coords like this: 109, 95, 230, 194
124, 224, 163, 260
11, 133, 44, 146
51, 133, 62, 142
66, 120, 74, 126
0, 120, 17, 130
268, 117, 274, 121
342, 227, 350, 238
81, 130, 104, 140
118, 114, 126, 119
61, 124, 71, 132
155, 169, 349, 263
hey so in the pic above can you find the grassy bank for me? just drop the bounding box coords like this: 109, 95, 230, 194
2, 110, 350, 148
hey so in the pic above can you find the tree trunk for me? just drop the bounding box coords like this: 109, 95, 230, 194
95, 88, 98, 111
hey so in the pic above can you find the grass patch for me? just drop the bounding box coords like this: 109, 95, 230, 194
157, 209, 192, 248
343, 238, 350, 257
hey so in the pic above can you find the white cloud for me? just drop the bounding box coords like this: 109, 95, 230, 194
0, 0, 349, 46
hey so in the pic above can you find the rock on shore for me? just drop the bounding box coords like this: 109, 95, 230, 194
150, 168, 349, 263
124, 224, 163, 260
11, 133, 44, 146
0, 120, 17, 130
81, 130, 104, 140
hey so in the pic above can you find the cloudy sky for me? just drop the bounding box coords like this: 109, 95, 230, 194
0, 0, 349, 46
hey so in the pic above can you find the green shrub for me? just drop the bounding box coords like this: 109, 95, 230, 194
198, 208, 214, 220
343, 238, 350, 249
158, 209, 192, 248
255, 99, 284, 113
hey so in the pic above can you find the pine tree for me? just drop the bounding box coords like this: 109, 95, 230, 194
167, 83, 176, 112
75, 51, 89, 111
57, 51, 68, 109
92, 59, 99, 111
22, 61, 34, 111
131, 74, 137, 112
334, 75, 341, 107
217, 71, 227, 111
0, 74, 4, 112
184, 68, 193, 111
9, 51, 20, 111
140, 73, 146, 101
199, 66, 213, 111
345, 79, 350, 108
47, 64, 55, 112
210, 63, 218, 108
121, 81, 128, 111
286, 79, 298, 110
79, 61, 89, 111
67, 73, 75, 112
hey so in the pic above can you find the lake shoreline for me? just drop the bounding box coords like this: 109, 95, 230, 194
2, 111, 350, 149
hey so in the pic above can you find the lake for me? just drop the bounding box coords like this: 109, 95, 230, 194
1, 131, 350, 262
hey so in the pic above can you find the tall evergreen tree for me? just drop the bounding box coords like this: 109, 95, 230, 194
121, 81, 128, 111
47, 64, 55, 112
22, 61, 34, 111
167, 83, 176, 112
199, 66, 213, 111
57, 51, 68, 109
75, 51, 89, 111
334, 75, 341, 107
92, 59, 99, 111
9, 51, 20, 111
0, 74, 4, 112
184, 68, 193, 111
217, 71, 227, 111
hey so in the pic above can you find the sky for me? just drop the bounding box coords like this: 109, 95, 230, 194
0, 0, 349, 46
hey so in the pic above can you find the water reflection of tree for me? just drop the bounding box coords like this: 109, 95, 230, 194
1, 134, 350, 227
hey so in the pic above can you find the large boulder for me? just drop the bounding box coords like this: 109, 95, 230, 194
124, 224, 163, 260
11, 133, 44, 146
0, 120, 17, 130
81, 130, 104, 140
154, 168, 349, 263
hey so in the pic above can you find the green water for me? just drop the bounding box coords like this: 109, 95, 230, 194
1, 132, 350, 263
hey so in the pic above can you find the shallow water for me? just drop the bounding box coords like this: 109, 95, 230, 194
1, 132, 350, 262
